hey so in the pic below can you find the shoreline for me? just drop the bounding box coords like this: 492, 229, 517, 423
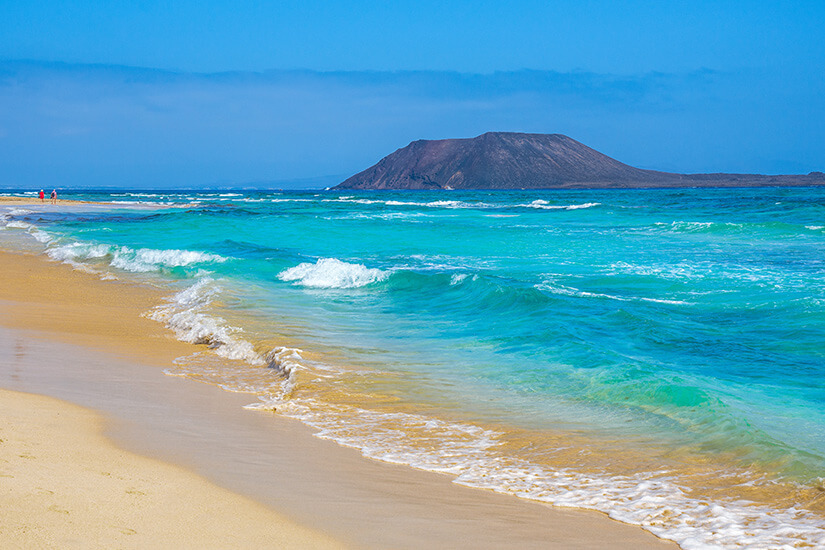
0, 248, 677, 548
0, 195, 106, 206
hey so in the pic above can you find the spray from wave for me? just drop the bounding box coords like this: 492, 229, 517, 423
149, 278, 303, 400
46, 241, 227, 273
148, 278, 259, 363
521, 200, 601, 210
278, 258, 389, 289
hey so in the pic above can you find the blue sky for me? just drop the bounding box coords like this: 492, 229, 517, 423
1, 1, 823, 188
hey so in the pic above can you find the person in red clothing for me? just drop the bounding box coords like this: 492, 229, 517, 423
39, 189, 44, 202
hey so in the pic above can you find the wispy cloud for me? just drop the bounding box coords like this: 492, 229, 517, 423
0, 61, 821, 188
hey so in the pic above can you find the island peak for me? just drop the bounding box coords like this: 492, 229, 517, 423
334, 132, 825, 190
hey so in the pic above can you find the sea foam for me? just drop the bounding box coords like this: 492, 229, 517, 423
6, 208, 34, 217
46, 241, 227, 273
537, 281, 691, 305
110, 247, 226, 272
148, 278, 260, 364
248, 393, 825, 550
521, 200, 601, 210
278, 258, 389, 289
151, 279, 304, 400
1, 216, 55, 244
14, 188, 825, 549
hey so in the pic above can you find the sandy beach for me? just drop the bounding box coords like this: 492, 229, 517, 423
0, 388, 346, 549
0, 196, 104, 206
4, 4, 823, 546
0, 248, 678, 548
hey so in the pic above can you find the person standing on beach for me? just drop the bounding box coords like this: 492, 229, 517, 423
39, 190, 44, 203
50, 189, 57, 204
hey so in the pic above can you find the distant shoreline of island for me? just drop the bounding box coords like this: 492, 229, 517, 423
334, 132, 825, 191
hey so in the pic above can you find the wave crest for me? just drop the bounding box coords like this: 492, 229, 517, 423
151, 280, 303, 402
522, 200, 601, 210
148, 278, 260, 364
1, 212, 55, 243
47, 241, 227, 273
111, 247, 226, 272
278, 258, 389, 289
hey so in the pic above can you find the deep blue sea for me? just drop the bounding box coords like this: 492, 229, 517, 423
3, 188, 825, 548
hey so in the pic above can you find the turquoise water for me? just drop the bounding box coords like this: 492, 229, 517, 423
3, 188, 825, 548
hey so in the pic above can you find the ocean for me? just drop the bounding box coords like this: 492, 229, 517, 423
2, 187, 824, 548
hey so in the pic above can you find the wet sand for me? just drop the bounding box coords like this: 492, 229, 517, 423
0, 249, 678, 549
0, 195, 102, 206
0, 388, 346, 549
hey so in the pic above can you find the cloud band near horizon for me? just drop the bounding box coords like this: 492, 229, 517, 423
0, 61, 822, 189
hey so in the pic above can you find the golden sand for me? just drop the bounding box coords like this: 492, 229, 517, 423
0, 251, 349, 548
0, 195, 101, 206
0, 248, 197, 366
0, 249, 678, 548
0, 389, 346, 549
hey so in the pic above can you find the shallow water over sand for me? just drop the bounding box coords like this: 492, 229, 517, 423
3, 187, 825, 547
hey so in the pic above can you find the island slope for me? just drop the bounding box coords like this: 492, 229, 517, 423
335, 132, 825, 190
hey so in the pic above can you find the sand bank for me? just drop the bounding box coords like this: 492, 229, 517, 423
0, 388, 345, 549
0, 196, 101, 206
0, 249, 678, 549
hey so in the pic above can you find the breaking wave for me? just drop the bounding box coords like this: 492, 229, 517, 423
246, 393, 825, 550
278, 258, 389, 289
0, 216, 55, 244
46, 241, 227, 273
537, 281, 691, 305
521, 200, 601, 210
324, 197, 494, 209
150, 279, 302, 400
148, 278, 259, 363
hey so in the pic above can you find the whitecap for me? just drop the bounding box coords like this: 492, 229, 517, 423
278, 258, 389, 289
639, 297, 692, 305
384, 200, 422, 206
46, 240, 228, 273
151, 279, 304, 400
29, 228, 54, 244
148, 278, 260, 364
663, 221, 714, 232
110, 247, 227, 272
7, 208, 34, 217
326, 198, 492, 209
47, 242, 111, 263
538, 282, 630, 301
521, 201, 601, 210
537, 282, 691, 305
2, 219, 55, 244
4, 221, 32, 230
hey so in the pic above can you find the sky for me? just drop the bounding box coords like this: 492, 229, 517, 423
1, 1, 824, 188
